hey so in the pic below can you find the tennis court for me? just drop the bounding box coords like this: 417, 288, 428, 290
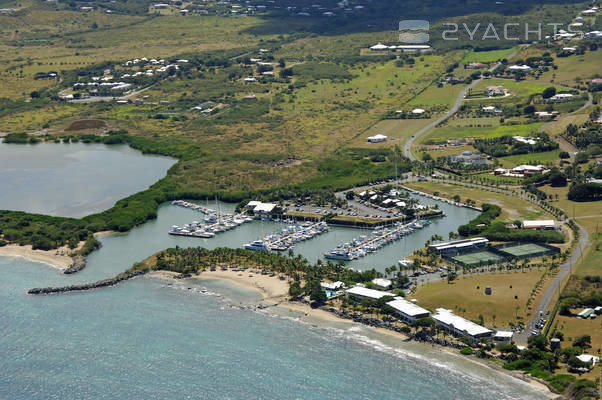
451, 251, 504, 266
496, 243, 558, 258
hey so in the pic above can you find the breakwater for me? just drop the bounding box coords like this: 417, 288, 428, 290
63, 256, 87, 274
28, 269, 148, 295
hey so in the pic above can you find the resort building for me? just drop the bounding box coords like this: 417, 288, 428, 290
432, 308, 493, 342
448, 151, 487, 166
367, 134, 387, 143
428, 237, 489, 255
385, 298, 431, 325
346, 287, 393, 301
512, 136, 537, 145
522, 219, 556, 230
482, 106, 502, 114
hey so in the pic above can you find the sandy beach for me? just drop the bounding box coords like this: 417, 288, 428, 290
0, 244, 74, 269
148, 267, 558, 398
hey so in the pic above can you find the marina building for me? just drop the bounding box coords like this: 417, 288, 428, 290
432, 308, 493, 342
371, 278, 393, 290
385, 298, 430, 325
428, 237, 489, 254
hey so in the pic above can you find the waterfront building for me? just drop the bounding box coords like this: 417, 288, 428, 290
346, 287, 393, 301
432, 308, 493, 342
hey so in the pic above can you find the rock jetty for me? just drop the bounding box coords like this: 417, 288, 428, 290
28, 270, 148, 295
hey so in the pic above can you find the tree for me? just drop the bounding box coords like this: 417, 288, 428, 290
345, 191, 355, 200
528, 334, 549, 351
542, 87, 557, 99
559, 151, 570, 159
30, 91, 40, 99
523, 105, 535, 115
307, 280, 327, 304
573, 335, 591, 349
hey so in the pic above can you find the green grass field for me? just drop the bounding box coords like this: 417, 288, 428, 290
461, 47, 519, 63
419, 120, 544, 144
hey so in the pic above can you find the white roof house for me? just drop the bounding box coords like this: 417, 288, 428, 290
346, 287, 393, 300
550, 93, 574, 102
386, 298, 430, 324
522, 220, 556, 229
411, 108, 425, 114
508, 65, 532, 71
512, 136, 537, 145
370, 42, 389, 51
321, 281, 344, 291
371, 278, 393, 289
432, 308, 493, 341
367, 134, 387, 143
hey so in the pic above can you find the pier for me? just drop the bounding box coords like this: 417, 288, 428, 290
325, 220, 430, 261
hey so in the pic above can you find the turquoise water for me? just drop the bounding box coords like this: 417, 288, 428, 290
0, 257, 551, 400
0, 142, 176, 217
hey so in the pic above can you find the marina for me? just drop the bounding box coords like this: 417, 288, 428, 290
325, 220, 430, 261
168, 200, 253, 238
244, 221, 329, 251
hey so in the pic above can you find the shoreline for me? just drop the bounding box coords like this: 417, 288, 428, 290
148, 268, 558, 399
0, 244, 74, 270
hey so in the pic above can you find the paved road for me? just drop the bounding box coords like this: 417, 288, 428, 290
402, 60, 504, 160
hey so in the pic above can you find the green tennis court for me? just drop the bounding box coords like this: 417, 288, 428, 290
496, 243, 557, 258
451, 251, 504, 266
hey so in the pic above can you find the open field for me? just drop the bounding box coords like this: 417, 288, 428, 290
408, 83, 465, 108
351, 118, 437, 148
537, 50, 602, 87
404, 180, 550, 220
470, 79, 559, 102
414, 269, 554, 327
461, 47, 519, 63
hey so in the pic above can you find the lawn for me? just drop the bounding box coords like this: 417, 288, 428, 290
404, 180, 551, 220
461, 47, 519, 63
471, 79, 559, 102
537, 50, 602, 87
414, 269, 554, 327
408, 83, 464, 108
419, 119, 544, 144
495, 149, 561, 169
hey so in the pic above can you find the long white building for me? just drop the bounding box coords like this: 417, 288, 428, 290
432, 308, 493, 342
428, 237, 489, 254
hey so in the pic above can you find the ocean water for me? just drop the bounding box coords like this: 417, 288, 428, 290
0, 142, 176, 217
0, 257, 552, 400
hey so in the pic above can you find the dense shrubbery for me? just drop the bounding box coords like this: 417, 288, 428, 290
567, 182, 602, 202
458, 203, 564, 243
473, 134, 558, 157
291, 62, 353, 81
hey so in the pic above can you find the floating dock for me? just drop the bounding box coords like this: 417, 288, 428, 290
325, 220, 430, 261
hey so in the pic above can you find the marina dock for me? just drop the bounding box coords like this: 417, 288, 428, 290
244, 221, 329, 251
168, 200, 252, 238
325, 220, 430, 261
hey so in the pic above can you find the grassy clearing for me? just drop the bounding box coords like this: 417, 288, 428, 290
471, 78, 555, 101
408, 83, 464, 108
404, 180, 550, 220
461, 47, 519, 63
414, 269, 554, 327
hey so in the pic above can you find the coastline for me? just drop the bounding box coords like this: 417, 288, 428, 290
0, 244, 74, 270
148, 268, 558, 398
